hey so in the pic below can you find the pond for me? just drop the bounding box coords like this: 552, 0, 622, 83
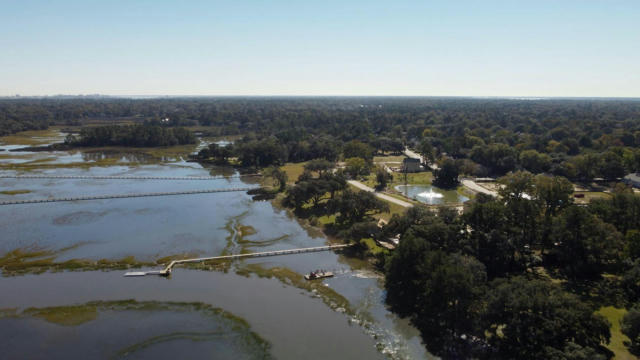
394, 184, 468, 205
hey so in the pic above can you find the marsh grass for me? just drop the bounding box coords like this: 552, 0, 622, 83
0, 189, 31, 195
16, 300, 272, 357
0, 247, 156, 276
235, 263, 352, 314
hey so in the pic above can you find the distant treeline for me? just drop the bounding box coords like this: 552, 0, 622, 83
66, 125, 196, 147
2, 97, 640, 178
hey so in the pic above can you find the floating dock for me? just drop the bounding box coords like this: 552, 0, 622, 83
304, 271, 334, 280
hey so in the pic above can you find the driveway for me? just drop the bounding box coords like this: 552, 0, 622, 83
461, 179, 498, 197
347, 180, 414, 208
403, 148, 438, 170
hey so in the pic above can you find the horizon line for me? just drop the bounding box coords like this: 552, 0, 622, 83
2, 94, 640, 100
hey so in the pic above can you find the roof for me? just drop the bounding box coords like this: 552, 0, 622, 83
403, 157, 420, 163
624, 173, 640, 182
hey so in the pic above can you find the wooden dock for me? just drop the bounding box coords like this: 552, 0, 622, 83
0, 188, 256, 206
124, 244, 353, 277
0, 174, 260, 181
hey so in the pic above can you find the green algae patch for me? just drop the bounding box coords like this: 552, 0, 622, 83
108, 300, 272, 359
238, 225, 257, 237
14, 300, 272, 359
0, 189, 31, 195
0, 248, 57, 275
235, 264, 352, 314
26, 304, 98, 326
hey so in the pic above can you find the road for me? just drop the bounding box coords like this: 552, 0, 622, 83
461, 179, 498, 197
347, 180, 414, 208
403, 148, 423, 162
403, 148, 439, 170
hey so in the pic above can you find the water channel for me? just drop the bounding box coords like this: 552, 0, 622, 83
0, 131, 433, 360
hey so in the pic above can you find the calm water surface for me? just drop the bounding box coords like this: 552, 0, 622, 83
394, 184, 468, 205
0, 136, 432, 360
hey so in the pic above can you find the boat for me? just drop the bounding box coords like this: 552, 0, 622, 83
304, 270, 334, 280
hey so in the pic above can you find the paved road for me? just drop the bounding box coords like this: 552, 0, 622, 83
461, 179, 498, 197
403, 148, 423, 162
403, 148, 439, 170
347, 180, 413, 208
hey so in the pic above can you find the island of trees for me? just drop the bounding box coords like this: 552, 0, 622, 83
65, 124, 196, 147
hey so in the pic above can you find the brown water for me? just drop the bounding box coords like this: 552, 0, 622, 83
0, 130, 432, 360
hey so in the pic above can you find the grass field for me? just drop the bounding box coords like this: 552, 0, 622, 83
391, 171, 433, 186
360, 238, 388, 256
574, 191, 613, 204
362, 170, 435, 190
373, 155, 405, 164
597, 306, 635, 360
280, 162, 307, 183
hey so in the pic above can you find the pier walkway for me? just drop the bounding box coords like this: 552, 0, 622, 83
0, 174, 260, 181
0, 187, 255, 205
124, 244, 353, 276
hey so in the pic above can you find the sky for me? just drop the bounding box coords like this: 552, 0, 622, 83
1, 0, 639, 97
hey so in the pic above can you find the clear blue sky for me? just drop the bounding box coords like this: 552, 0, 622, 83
1, 0, 638, 97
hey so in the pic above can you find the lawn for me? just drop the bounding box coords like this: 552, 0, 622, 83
373, 155, 406, 164
372, 199, 407, 221
361, 173, 378, 188
596, 306, 635, 360
363, 171, 434, 191
280, 162, 307, 183
391, 171, 433, 186
360, 238, 388, 256
457, 186, 476, 200
574, 191, 613, 205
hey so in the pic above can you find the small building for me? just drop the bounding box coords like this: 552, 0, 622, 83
474, 177, 495, 183
402, 158, 422, 173
623, 173, 640, 188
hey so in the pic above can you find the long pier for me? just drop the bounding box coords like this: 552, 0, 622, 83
124, 244, 353, 277
0, 174, 260, 181
0, 188, 255, 205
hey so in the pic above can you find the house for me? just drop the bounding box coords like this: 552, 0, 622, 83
623, 173, 640, 188
402, 158, 422, 173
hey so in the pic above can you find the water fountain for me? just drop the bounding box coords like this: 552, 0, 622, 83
416, 188, 444, 200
